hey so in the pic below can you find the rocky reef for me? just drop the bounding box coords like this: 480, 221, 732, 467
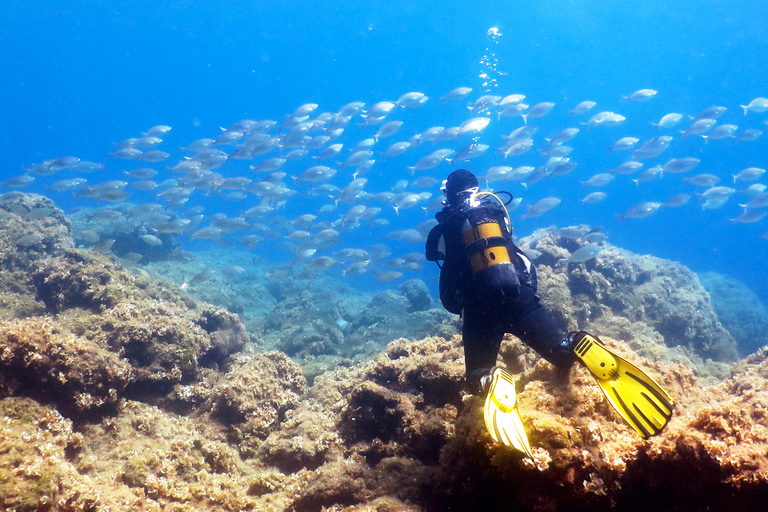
523, 227, 740, 374
699, 271, 768, 356
2, 196, 768, 512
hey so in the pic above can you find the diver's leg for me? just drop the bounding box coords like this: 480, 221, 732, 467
508, 286, 576, 369
462, 304, 506, 394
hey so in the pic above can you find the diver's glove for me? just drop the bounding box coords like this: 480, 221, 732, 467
566, 331, 675, 438
481, 367, 534, 458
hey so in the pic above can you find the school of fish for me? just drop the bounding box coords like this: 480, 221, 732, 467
7, 87, 768, 279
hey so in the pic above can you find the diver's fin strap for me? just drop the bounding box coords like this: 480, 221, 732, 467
489, 367, 517, 413
572, 332, 675, 439
573, 332, 619, 381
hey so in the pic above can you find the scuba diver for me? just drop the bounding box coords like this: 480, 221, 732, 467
425, 169, 674, 457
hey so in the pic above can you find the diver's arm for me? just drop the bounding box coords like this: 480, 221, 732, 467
425, 224, 445, 261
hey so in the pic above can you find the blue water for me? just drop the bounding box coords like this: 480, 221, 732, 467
2, 0, 768, 301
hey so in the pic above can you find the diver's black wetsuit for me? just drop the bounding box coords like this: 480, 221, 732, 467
426, 182, 573, 394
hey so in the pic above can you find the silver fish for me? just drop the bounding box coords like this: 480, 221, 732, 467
633, 136, 673, 160
144, 125, 172, 137
547, 128, 580, 146
521, 197, 561, 219
522, 102, 555, 123
374, 121, 403, 140
459, 114, 490, 133
659, 158, 700, 175
680, 119, 716, 139
562, 245, 602, 263
733, 167, 766, 182
382, 141, 411, 161
580, 192, 608, 204
702, 124, 738, 141
611, 161, 644, 175
449, 144, 489, 165
684, 174, 720, 187
693, 106, 727, 121
15, 234, 43, 246
440, 87, 473, 102
618, 202, 662, 222
140, 234, 163, 246
607, 137, 639, 154
623, 89, 657, 103
569, 101, 596, 116
48, 178, 87, 191
651, 113, 683, 130
730, 210, 767, 224
582, 173, 614, 187
742, 193, 768, 209
109, 148, 142, 159
735, 129, 763, 142
664, 194, 692, 207
740, 97, 768, 115
3, 175, 35, 188
396, 92, 428, 109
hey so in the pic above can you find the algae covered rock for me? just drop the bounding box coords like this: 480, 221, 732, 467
0, 317, 132, 416
10, 247, 248, 413
399, 279, 432, 312
5, 190, 768, 512
0, 193, 73, 319
526, 227, 739, 362
30, 248, 140, 312
0, 397, 99, 512
699, 271, 768, 356
257, 285, 456, 377
0, 193, 73, 271
207, 351, 307, 455
99, 298, 245, 391
291, 460, 374, 512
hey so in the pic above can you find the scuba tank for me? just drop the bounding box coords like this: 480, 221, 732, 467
460, 192, 521, 300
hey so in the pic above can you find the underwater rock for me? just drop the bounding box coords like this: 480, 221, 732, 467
527, 227, 739, 362
699, 271, 768, 356
399, 279, 432, 312
291, 460, 374, 512
0, 397, 100, 512
30, 248, 143, 312
98, 298, 246, 392
3, 329, 768, 512
254, 330, 768, 512
257, 285, 457, 379
145, 248, 280, 332
345, 291, 456, 354
68, 205, 182, 264
25, 249, 247, 406
0, 193, 73, 272
109, 227, 180, 263
75, 399, 296, 511
261, 291, 346, 358
5, 203, 768, 511
0, 317, 132, 416
207, 351, 307, 456
0, 193, 73, 318
257, 404, 342, 473
262, 336, 464, 476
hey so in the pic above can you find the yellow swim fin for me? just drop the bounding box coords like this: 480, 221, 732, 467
571, 332, 675, 438
482, 367, 534, 458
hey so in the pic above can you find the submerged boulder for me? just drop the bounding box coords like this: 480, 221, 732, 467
0, 317, 133, 416
526, 227, 739, 362
699, 271, 768, 356
0, 193, 73, 271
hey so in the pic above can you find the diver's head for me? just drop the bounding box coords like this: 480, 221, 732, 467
442, 169, 479, 205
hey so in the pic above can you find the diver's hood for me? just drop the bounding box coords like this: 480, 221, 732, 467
443, 169, 479, 205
